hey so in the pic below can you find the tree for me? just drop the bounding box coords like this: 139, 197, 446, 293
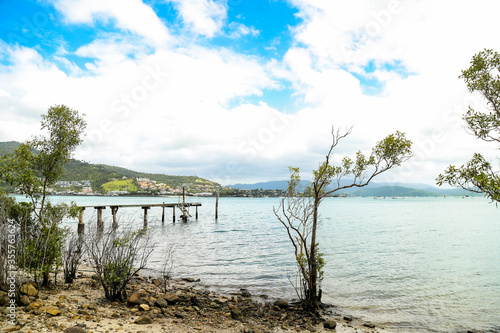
274, 128, 412, 311
0, 104, 86, 285
437, 49, 500, 202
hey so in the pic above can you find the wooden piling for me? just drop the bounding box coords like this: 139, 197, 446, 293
142, 206, 150, 227
95, 207, 105, 229
215, 191, 219, 220
111, 206, 119, 228
195, 206, 198, 219
162, 203, 165, 223
172, 207, 176, 223
78, 207, 85, 235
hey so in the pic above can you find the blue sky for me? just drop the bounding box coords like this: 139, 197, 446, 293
1, 0, 499, 185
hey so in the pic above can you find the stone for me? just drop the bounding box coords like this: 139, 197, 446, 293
28, 301, 42, 310
190, 296, 202, 308
3, 326, 22, 332
364, 322, 376, 328
343, 315, 353, 321
230, 308, 243, 320
64, 326, 85, 333
152, 278, 163, 287
20, 283, 38, 297
273, 299, 289, 309
139, 303, 150, 311
178, 293, 191, 302
183, 277, 195, 282
324, 320, 337, 329
128, 291, 142, 306
241, 290, 251, 298
19, 295, 30, 306
134, 314, 153, 325
46, 307, 62, 316
164, 293, 180, 305
155, 297, 168, 308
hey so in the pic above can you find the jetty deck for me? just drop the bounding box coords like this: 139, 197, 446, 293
76, 202, 202, 233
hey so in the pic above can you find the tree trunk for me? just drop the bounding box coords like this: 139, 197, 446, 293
307, 195, 320, 310
42, 271, 50, 286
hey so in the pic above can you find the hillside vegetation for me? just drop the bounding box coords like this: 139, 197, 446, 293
101, 178, 139, 193
0, 141, 218, 194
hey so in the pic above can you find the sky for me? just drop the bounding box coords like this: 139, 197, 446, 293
1, 0, 500, 186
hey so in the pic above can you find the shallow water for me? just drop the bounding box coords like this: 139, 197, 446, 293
23, 195, 500, 332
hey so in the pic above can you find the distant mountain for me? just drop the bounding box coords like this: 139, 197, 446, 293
348, 186, 438, 197
228, 180, 482, 197
229, 180, 294, 190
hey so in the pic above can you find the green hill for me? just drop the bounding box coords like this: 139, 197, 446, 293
97, 164, 213, 188
0, 141, 20, 155
0, 141, 218, 194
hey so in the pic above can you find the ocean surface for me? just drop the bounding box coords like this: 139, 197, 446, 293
17, 195, 500, 333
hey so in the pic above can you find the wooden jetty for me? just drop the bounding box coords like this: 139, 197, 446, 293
77, 202, 202, 233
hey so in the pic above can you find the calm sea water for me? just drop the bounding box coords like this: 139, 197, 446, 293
18, 195, 500, 333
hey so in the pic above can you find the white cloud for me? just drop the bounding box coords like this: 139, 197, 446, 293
277, 0, 500, 184
168, 0, 226, 37
3, 0, 500, 185
51, 0, 172, 45
228, 22, 260, 39
0, 39, 282, 183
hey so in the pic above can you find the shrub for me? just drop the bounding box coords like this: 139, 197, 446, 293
62, 232, 83, 284
85, 226, 154, 301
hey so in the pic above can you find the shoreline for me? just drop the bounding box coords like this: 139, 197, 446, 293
1, 267, 393, 333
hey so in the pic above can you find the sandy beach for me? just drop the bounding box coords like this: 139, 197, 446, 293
0, 266, 393, 333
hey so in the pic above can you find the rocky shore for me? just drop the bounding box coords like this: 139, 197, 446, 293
0, 270, 390, 333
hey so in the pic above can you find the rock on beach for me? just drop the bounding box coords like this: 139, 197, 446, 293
134, 314, 153, 324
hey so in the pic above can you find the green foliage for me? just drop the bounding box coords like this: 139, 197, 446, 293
437, 153, 500, 202
0, 104, 86, 285
437, 49, 500, 202
0, 105, 86, 216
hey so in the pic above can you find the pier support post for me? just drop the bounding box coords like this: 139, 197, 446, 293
215, 191, 219, 220
142, 207, 150, 227
111, 206, 119, 228
95, 207, 105, 229
195, 206, 198, 220
78, 207, 85, 236
172, 207, 176, 223
162, 203, 165, 223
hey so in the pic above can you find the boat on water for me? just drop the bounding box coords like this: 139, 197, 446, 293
374, 196, 385, 199
392, 196, 404, 199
